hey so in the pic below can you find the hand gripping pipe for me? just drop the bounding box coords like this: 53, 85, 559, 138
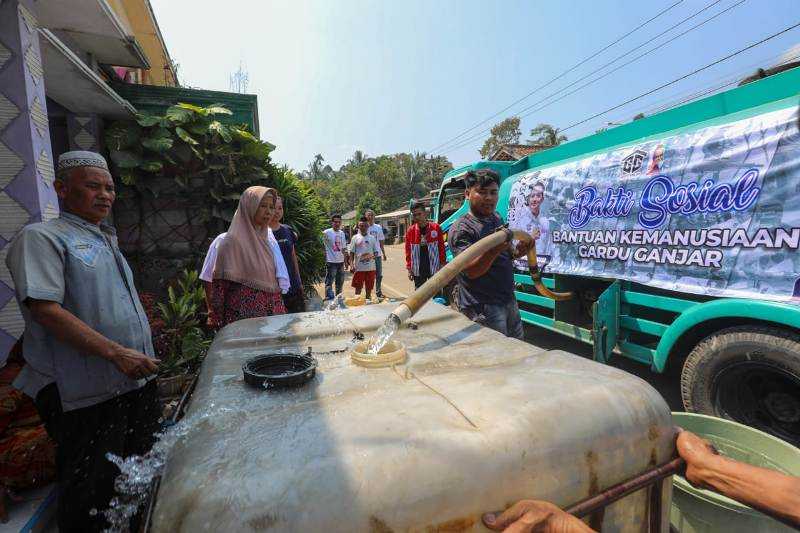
390, 228, 573, 325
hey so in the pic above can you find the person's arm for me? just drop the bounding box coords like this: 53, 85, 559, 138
436, 225, 447, 266
199, 235, 221, 320
268, 229, 291, 294
678, 431, 800, 527
26, 299, 158, 379
291, 248, 304, 295
347, 239, 355, 273
483, 500, 595, 533
342, 233, 351, 270
461, 241, 509, 279
449, 222, 511, 279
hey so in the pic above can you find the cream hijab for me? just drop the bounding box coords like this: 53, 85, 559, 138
213, 186, 279, 292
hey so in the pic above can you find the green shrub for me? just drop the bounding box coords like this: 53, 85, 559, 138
105, 103, 326, 287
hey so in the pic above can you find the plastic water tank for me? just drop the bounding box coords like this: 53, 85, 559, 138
151, 303, 675, 532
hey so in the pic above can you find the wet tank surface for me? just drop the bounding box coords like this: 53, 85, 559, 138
150, 302, 675, 532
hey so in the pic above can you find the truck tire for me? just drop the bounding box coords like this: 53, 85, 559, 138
681, 326, 800, 446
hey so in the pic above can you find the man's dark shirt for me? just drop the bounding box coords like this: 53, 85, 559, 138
418, 223, 430, 279
448, 211, 514, 308
273, 224, 302, 295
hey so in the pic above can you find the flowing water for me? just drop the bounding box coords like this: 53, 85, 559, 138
96, 403, 235, 532
96, 301, 362, 532
366, 313, 401, 355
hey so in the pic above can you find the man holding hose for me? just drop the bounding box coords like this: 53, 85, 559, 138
448, 169, 532, 339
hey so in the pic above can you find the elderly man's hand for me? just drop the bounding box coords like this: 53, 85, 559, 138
483, 500, 595, 533
677, 430, 721, 490
111, 347, 160, 380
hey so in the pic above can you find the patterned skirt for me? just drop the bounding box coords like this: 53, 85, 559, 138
212, 279, 287, 327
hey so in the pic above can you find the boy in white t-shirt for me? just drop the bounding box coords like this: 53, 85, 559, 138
348, 216, 380, 300
322, 214, 349, 300
364, 209, 387, 298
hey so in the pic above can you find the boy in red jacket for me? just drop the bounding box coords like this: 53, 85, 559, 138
405, 200, 446, 289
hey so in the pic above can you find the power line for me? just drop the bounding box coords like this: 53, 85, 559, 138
425, 0, 685, 154
573, 51, 800, 137
434, 0, 742, 155
559, 21, 800, 134
511, 1, 744, 122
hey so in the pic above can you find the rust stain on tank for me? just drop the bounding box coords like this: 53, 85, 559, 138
585, 450, 599, 496
649, 447, 658, 467
648, 425, 659, 442
425, 515, 478, 532
370, 516, 395, 533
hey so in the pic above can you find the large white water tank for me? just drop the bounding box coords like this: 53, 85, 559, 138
152, 303, 675, 532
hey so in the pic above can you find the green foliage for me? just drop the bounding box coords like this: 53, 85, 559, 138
528, 123, 567, 147
156, 269, 211, 377
308, 150, 452, 219
479, 117, 522, 158
105, 103, 327, 287
272, 167, 327, 285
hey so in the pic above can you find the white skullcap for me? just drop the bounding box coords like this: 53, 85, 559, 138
57, 150, 109, 175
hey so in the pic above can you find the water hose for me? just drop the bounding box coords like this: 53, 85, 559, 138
524, 235, 574, 302
389, 228, 573, 325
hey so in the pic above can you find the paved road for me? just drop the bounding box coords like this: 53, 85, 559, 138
313, 242, 415, 301
317, 243, 683, 411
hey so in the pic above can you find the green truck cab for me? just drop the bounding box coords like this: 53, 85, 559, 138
434, 67, 800, 446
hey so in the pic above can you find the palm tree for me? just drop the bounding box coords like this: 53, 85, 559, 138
348, 150, 367, 167
308, 154, 333, 180
528, 123, 567, 147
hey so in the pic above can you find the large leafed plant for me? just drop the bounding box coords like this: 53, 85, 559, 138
105, 103, 326, 286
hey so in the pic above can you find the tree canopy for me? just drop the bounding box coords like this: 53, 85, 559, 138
479, 117, 522, 158
302, 151, 452, 218
528, 123, 567, 147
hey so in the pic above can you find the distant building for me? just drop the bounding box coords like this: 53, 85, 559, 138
488, 143, 550, 161
376, 207, 412, 243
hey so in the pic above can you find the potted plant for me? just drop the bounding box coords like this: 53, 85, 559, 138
154, 270, 210, 397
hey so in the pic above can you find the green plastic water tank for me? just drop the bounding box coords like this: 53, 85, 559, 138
670, 412, 800, 532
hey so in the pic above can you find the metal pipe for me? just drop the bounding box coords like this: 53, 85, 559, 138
565, 458, 685, 518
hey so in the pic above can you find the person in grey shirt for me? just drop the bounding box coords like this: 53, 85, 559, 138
5, 151, 160, 532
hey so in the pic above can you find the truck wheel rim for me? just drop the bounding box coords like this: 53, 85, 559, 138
712, 362, 800, 446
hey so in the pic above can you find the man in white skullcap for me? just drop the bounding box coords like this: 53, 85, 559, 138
5, 151, 160, 532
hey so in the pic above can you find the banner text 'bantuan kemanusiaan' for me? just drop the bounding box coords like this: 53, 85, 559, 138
507, 105, 800, 302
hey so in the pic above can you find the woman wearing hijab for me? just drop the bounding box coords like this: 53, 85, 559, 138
210, 186, 288, 327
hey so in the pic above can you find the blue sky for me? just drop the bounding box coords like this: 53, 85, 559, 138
151, 0, 800, 173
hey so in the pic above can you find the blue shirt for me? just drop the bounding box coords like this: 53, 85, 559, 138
448, 211, 514, 308
6, 213, 154, 411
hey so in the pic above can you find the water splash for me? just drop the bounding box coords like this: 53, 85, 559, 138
366, 314, 400, 355
98, 405, 234, 532
324, 293, 345, 312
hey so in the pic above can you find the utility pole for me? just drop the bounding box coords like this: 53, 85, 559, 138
229, 61, 249, 93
